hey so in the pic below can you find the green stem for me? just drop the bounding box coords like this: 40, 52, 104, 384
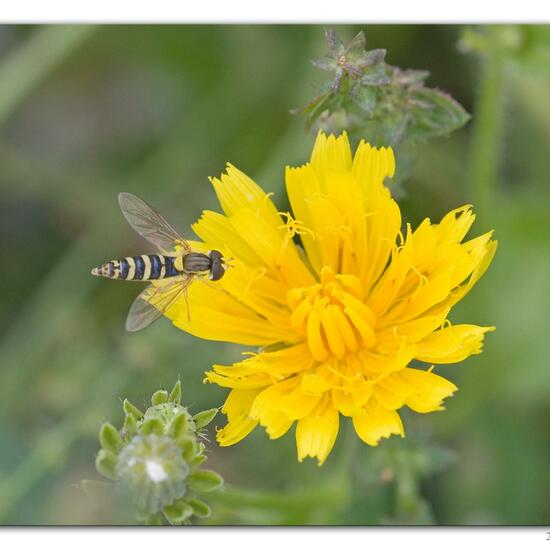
338, 417, 359, 477
469, 39, 505, 216
0, 25, 96, 127
394, 452, 420, 519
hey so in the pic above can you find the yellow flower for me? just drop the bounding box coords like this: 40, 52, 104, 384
165, 131, 497, 465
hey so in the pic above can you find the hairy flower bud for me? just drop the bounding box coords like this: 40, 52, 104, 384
116, 434, 189, 513
95, 380, 223, 525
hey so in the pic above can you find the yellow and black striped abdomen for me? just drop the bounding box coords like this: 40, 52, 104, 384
91, 254, 179, 281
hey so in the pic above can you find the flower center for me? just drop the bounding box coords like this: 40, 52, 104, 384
287, 266, 376, 361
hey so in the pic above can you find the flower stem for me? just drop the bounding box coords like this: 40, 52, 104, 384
469, 33, 505, 217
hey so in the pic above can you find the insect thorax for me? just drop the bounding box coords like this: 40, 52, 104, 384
182, 252, 211, 273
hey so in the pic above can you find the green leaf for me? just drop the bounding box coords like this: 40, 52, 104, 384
99, 422, 122, 453
311, 58, 335, 72
362, 48, 386, 67
187, 497, 212, 518
163, 500, 194, 525
346, 31, 366, 53
168, 380, 182, 404
151, 390, 168, 406
123, 399, 143, 420
193, 408, 218, 430
325, 28, 343, 52
406, 87, 470, 143
187, 470, 224, 493
95, 449, 118, 480
353, 86, 377, 115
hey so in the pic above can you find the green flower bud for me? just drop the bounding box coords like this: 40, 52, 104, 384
187, 470, 224, 493
116, 434, 189, 514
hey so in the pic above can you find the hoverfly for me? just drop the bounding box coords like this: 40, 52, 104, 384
91, 192, 228, 332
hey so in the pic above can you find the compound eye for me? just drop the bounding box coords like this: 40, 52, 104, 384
209, 262, 225, 281
209, 250, 222, 262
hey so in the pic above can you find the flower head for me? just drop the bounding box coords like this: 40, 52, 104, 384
165, 132, 497, 465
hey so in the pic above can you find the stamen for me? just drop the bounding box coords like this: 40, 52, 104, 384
321, 306, 347, 359
287, 265, 376, 362
278, 211, 316, 242
306, 306, 329, 362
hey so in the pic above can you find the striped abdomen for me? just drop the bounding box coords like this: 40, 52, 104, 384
91, 254, 179, 281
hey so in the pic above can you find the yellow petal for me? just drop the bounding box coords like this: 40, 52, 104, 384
352, 141, 400, 290
310, 130, 352, 180
435, 205, 476, 244
192, 210, 264, 268
250, 383, 294, 439
229, 208, 314, 288
216, 388, 260, 446
251, 376, 320, 421
210, 163, 282, 231
165, 281, 295, 346
285, 163, 323, 273
397, 368, 457, 413
351, 140, 395, 188
262, 410, 293, 440
383, 268, 454, 324
204, 363, 273, 389
296, 395, 339, 465
446, 239, 498, 308
375, 309, 449, 353
361, 346, 417, 378
352, 399, 404, 446
367, 225, 415, 317
416, 324, 495, 364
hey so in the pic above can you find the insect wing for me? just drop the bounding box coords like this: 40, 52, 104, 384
118, 192, 191, 255
125, 275, 193, 332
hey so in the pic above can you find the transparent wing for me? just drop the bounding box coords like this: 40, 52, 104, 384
118, 192, 191, 255
125, 275, 193, 332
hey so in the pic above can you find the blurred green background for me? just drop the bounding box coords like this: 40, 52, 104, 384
0, 24, 549, 525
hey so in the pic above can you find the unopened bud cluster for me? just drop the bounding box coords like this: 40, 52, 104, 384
295, 29, 469, 148
96, 381, 223, 525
